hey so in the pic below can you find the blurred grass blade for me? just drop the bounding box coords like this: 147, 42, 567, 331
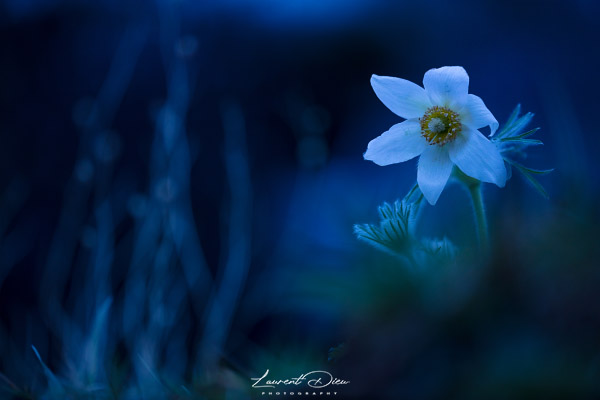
32, 345, 64, 393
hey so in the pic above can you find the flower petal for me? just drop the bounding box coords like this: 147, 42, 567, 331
448, 126, 507, 187
371, 74, 431, 119
364, 119, 427, 166
460, 94, 499, 136
423, 66, 469, 109
417, 146, 453, 205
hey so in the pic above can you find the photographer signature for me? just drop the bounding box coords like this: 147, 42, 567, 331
251, 370, 350, 389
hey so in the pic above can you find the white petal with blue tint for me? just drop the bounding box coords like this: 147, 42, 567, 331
423, 66, 469, 109
448, 126, 507, 187
460, 94, 499, 136
371, 75, 431, 119
364, 119, 426, 166
417, 146, 454, 205
364, 66, 509, 205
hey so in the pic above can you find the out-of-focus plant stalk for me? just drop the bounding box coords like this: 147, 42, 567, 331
453, 168, 489, 252
199, 100, 253, 374
468, 182, 489, 253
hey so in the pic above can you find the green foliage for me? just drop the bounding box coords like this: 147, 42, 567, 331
504, 158, 553, 199
353, 199, 417, 257
354, 186, 457, 265
493, 104, 553, 198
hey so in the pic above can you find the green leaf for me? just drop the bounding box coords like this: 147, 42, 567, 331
520, 170, 549, 199
504, 158, 552, 198
497, 128, 540, 142
507, 112, 534, 137
354, 224, 385, 245
354, 199, 417, 256
404, 181, 424, 204
505, 158, 553, 175
498, 138, 543, 146
497, 104, 522, 137
511, 127, 540, 140
496, 104, 537, 141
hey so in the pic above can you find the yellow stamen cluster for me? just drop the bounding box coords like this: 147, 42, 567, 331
420, 106, 461, 146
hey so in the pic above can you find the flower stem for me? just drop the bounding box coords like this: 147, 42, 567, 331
468, 183, 489, 252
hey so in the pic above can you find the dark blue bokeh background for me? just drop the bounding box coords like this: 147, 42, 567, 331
1, 0, 599, 398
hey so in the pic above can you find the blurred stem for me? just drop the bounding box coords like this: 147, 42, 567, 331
453, 168, 490, 253
468, 183, 489, 252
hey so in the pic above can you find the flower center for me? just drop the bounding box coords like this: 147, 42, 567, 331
420, 106, 461, 145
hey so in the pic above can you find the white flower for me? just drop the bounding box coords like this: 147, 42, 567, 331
364, 66, 506, 205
